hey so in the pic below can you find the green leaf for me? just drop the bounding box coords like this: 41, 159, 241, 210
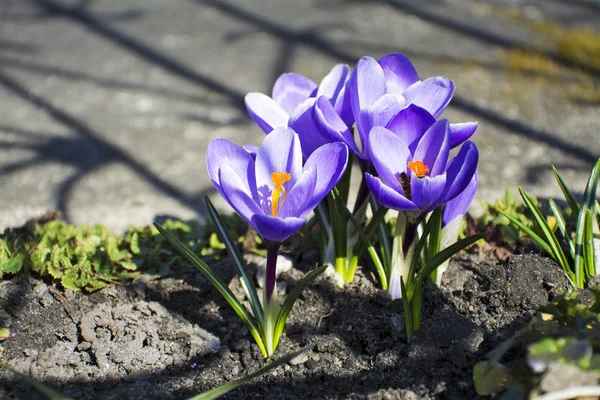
418, 233, 486, 281
273, 265, 327, 350
188, 349, 307, 400
0, 256, 23, 276
548, 197, 575, 258
575, 159, 600, 278
0, 361, 73, 400
401, 277, 413, 342
552, 164, 580, 217
342, 203, 387, 289
154, 222, 267, 357
205, 197, 264, 330
518, 188, 570, 276
129, 232, 140, 255
425, 206, 443, 264
119, 261, 138, 271
473, 361, 510, 396
584, 209, 595, 278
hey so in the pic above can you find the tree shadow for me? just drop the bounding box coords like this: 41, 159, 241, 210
0, 72, 215, 223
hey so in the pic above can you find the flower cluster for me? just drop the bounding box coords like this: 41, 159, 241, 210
159, 53, 480, 356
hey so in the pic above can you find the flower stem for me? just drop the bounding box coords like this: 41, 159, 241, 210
265, 242, 281, 303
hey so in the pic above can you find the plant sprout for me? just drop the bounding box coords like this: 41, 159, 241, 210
498, 158, 600, 288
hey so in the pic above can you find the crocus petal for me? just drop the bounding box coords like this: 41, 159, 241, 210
411, 174, 447, 213
378, 53, 420, 94
313, 96, 361, 156
251, 214, 306, 242
442, 171, 478, 226
289, 98, 330, 159
449, 122, 478, 148
442, 141, 479, 202
412, 119, 450, 177
349, 56, 386, 123
278, 166, 317, 219
357, 93, 406, 158
303, 142, 349, 212
368, 126, 410, 193
385, 104, 436, 152
255, 127, 303, 191
219, 165, 263, 227
317, 64, 350, 105
245, 93, 289, 133
207, 138, 258, 202
403, 77, 455, 118
272, 73, 317, 115
365, 173, 418, 212
333, 85, 354, 127
243, 144, 258, 160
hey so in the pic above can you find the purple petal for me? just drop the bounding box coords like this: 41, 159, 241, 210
349, 56, 386, 123
403, 77, 455, 118
288, 97, 330, 159
255, 127, 303, 193
368, 126, 410, 193
251, 214, 306, 242
411, 174, 447, 214
412, 119, 450, 177
278, 165, 317, 219
442, 141, 479, 202
357, 93, 406, 158
272, 73, 317, 115
243, 145, 258, 160
385, 104, 436, 152
313, 96, 361, 156
365, 173, 418, 212
449, 122, 478, 148
317, 64, 350, 105
303, 142, 349, 212
333, 85, 354, 127
245, 93, 290, 133
219, 165, 263, 227
378, 53, 420, 94
443, 172, 478, 226
207, 138, 258, 202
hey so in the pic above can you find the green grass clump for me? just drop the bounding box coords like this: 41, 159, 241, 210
0, 214, 249, 291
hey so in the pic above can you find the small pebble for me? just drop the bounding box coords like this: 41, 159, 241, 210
290, 353, 309, 365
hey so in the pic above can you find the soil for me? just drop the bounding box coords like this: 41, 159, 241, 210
0, 248, 572, 399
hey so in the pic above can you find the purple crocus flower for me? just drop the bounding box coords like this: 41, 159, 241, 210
365, 120, 478, 218
244, 64, 354, 159
339, 53, 477, 159
207, 126, 349, 243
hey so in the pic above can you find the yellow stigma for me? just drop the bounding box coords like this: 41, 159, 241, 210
271, 171, 291, 216
407, 160, 429, 178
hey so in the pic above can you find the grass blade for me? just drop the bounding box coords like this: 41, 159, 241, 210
188, 349, 306, 400
154, 223, 266, 356
584, 209, 595, 277
518, 188, 570, 274
496, 209, 555, 259
548, 197, 574, 258
574, 159, 600, 278
400, 277, 413, 342
273, 265, 328, 349
342, 203, 387, 289
552, 165, 580, 217
371, 197, 392, 274
418, 233, 485, 281
0, 361, 72, 400
205, 197, 264, 328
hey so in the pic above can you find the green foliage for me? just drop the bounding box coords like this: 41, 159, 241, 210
474, 289, 600, 397
498, 160, 600, 288
479, 188, 540, 246
0, 214, 250, 292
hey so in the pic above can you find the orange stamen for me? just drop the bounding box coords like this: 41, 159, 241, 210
407, 160, 429, 178
271, 171, 292, 216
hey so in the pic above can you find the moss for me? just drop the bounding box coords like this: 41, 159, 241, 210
0, 213, 251, 291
